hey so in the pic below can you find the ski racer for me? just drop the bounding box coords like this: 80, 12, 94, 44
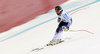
47, 6, 72, 46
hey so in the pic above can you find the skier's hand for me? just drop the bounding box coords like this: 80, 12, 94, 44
64, 27, 69, 31
57, 18, 61, 23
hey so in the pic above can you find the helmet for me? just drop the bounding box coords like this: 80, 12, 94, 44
55, 6, 62, 10
55, 6, 62, 15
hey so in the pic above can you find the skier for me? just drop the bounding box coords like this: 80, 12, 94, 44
47, 6, 72, 46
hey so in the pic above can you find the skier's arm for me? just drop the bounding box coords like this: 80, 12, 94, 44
57, 18, 61, 23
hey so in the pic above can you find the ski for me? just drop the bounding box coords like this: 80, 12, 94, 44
31, 37, 71, 52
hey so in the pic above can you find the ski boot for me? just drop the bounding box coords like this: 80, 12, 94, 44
47, 39, 63, 46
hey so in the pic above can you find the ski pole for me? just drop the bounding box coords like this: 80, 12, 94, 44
68, 30, 94, 34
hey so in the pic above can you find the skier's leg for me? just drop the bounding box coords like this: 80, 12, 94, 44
47, 21, 68, 46
52, 21, 68, 40
47, 26, 63, 46
52, 27, 63, 40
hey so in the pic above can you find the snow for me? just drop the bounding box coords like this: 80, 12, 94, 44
0, 0, 100, 54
